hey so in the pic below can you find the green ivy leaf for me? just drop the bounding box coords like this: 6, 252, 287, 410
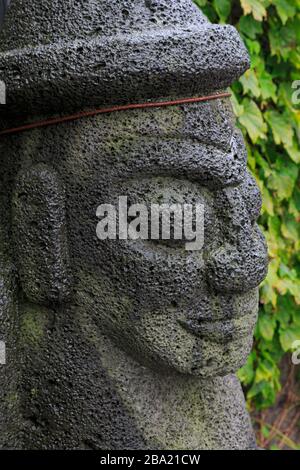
272, 0, 296, 25
230, 92, 244, 118
261, 381, 280, 405
276, 279, 300, 304
239, 99, 267, 143
279, 326, 300, 351
281, 215, 299, 243
262, 425, 270, 438
277, 296, 293, 328
267, 161, 298, 200
247, 380, 266, 399
193, 0, 207, 7
269, 18, 298, 60
262, 186, 275, 215
255, 357, 277, 382
199, 2, 218, 21
213, 0, 231, 21
285, 138, 300, 164
238, 351, 256, 385
290, 187, 300, 216
239, 15, 263, 39
261, 283, 278, 306
239, 69, 261, 97
265, 110, 294, 148
244, 38, 261, 57
240, 0, 270, 21
278, 82, 296, 112
258, 69, 277, 102
257, 312, 277, 341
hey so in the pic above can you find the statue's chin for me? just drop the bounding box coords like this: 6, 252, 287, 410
187, 337, 254, 379
121, 312, 256, 378
116, 331, 254, 379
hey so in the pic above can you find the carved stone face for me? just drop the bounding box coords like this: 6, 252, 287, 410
15, 96, 267, 378
1, 0, 268, 451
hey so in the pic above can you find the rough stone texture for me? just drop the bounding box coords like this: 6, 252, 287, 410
12, 164, 72, 305
0, 0, 249, 116
0, 0, 268, 450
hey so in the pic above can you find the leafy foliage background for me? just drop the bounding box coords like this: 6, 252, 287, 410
193, 0, 300, 423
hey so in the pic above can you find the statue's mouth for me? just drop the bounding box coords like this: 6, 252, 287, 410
178, 312, 257, 344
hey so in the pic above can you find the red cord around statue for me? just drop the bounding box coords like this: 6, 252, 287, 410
0, 92, 231, 137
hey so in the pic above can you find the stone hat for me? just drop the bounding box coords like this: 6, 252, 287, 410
0, 0, 250, 116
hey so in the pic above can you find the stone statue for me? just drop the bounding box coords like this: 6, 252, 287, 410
0, 0, 268, 449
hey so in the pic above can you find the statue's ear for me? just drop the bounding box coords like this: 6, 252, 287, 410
12, 164, 72, 305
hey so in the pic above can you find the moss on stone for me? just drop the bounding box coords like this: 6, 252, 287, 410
20, 304, 48, 347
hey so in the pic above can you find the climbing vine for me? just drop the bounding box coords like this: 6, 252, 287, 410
193, 0, 300, 412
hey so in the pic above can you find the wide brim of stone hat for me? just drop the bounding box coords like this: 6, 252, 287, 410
0, 0, 250, 116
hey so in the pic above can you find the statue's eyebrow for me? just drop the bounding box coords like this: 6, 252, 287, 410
112, 137, 246, 189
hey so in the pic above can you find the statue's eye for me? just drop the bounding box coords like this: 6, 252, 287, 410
114, 176, 216, 250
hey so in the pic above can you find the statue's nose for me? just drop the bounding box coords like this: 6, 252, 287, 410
206, 179, 269, 293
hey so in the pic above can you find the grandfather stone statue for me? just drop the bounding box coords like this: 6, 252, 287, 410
0, 0, 268, 449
